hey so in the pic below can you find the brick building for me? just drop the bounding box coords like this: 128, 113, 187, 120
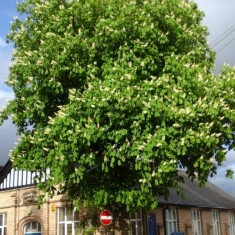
0, 160, 235, 235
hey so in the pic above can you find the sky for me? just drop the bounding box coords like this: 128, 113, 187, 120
0, 0, 235, 195
0, 0, 18, 166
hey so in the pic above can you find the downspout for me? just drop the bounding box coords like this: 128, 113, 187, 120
47, 194, 50, 235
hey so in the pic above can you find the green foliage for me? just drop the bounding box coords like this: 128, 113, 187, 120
2, 0, 235, 211
226, 169, 235, 179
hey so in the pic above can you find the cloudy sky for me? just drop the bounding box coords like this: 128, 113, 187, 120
0, 0, 235, 195
0, 0, 18, 166
193, 0, 235, 196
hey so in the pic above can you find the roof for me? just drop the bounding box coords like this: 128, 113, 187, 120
0, 160, 12, 183
158, 171, 235, 210
0, 160, 36, 190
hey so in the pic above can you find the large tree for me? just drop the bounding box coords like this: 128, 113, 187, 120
1, 0, 235, 211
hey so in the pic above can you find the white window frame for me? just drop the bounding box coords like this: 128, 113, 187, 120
191, 209, 202, 235
57, 207, 80, 235
24, 221, 41, 234
212, 210, 221, 235
130, 210, 143, 235
0, 213, 7, 235
228, 210, 235, 235
165, 208, 178, 235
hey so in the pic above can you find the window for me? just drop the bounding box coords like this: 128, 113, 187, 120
130, 210, 143, 235
24, 221, 41, 234
0, 214, 7, 235
57, 207, 80, 235
192, 209, 202, 235
165, 208, 178, 235
228, 211, 235, 235
212, 210, 221, 235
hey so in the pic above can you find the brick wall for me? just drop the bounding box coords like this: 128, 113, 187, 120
148, 205, 234, 235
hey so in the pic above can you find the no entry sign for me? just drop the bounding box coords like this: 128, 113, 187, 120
100, 210, 112, 226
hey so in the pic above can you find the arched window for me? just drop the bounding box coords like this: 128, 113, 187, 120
130, 210, 143, 235
192, 209, 202, 235
228, 210, 235, 235
165, 208, 178, 235
24, 221, 41, 235
212, 210, 221, 235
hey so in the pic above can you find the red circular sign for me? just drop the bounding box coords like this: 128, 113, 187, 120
100, 210, 112, 226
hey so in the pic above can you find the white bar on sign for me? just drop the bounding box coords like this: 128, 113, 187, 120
100, 216, 112, 220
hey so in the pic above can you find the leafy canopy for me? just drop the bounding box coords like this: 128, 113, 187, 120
2, 0, 235, 211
